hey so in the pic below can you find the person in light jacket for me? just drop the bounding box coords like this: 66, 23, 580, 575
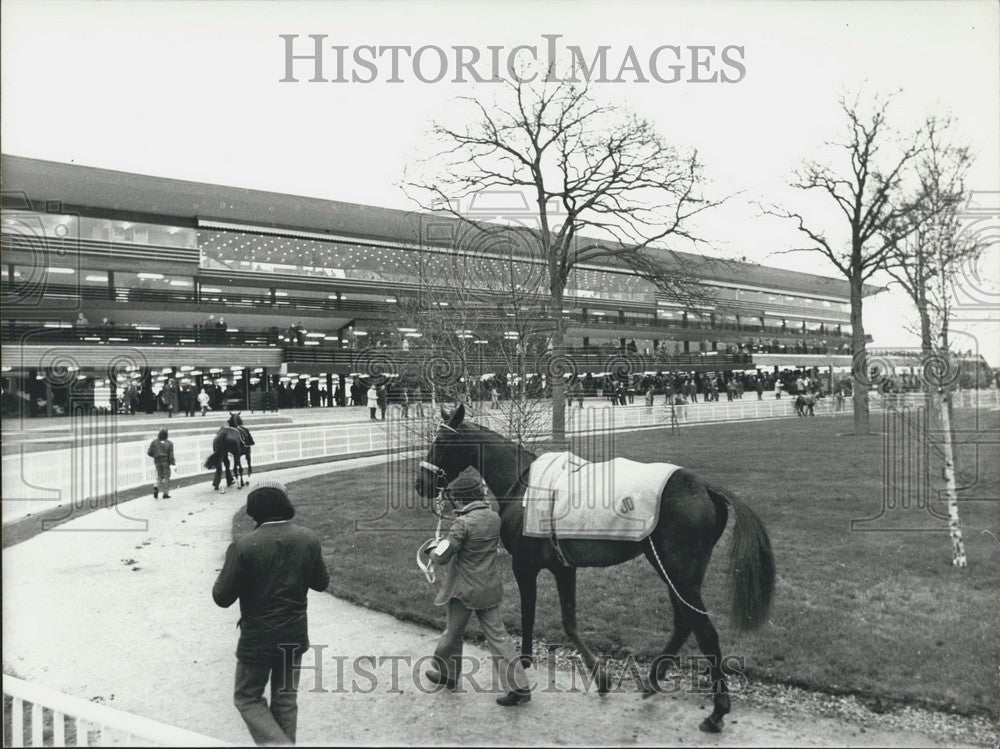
367, 384, 378, 420
198, 387, 211, 415
424, 470, 531, 707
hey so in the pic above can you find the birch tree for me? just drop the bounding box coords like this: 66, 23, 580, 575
885, 117, 982, 568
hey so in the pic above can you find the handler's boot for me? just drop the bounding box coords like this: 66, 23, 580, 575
424, 668, 457, 690
496, 688, 531, 707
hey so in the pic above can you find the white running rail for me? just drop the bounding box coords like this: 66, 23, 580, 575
2, 675, 225, 747
3, 389, 996, 525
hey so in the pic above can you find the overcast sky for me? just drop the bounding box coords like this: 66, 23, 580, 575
3, 0, 998, 363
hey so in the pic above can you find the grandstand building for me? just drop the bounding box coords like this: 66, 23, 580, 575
2, 154, 885, 416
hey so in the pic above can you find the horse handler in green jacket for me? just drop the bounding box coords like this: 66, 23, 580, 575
424, 469, 532, 706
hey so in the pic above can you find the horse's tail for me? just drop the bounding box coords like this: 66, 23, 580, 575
205, 451, 221, 471
708, 486, 775, 632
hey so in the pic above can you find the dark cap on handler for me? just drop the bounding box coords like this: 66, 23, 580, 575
448, 469, 484, 504
246, 480, 295, 525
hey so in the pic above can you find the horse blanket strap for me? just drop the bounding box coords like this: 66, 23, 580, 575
523, 451, 680, 542
548, 486, 572, 568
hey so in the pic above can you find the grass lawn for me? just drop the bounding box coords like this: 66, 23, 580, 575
232, 410, 1000, 716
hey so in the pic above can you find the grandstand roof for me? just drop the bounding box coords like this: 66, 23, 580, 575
1, 154, 880, 300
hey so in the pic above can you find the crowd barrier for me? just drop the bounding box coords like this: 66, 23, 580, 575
2, 675, 225, 747
3, 389, 997, 526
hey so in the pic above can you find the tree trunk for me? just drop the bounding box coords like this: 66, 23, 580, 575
849, 275, 870, 435
550, 287, 568, 450
919, 307, 933, 356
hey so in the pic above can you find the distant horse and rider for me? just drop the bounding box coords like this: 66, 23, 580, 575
203, 412, 255, 493
794, 392, 823, 417
416, 405, 775, 733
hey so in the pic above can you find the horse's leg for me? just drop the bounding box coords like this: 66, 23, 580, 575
685, 592, 731, 733
223, 453, 234, 487
511, 559, 539, 669
245, 448, 253, 476
553, 566, 609, 694
642, 589, 694, 697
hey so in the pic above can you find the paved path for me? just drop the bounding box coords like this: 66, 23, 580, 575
1, 457, 980, 747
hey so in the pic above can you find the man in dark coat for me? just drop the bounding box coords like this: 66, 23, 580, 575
147, 428, 175, 499
376, 385, 388, 421
213, 481, 330, 745
424, 470, 531, 706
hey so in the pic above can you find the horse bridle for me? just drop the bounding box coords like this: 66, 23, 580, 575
416, 424, 461, 583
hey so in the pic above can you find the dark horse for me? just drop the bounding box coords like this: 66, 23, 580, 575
795, 392, 821, 417
415, 405, 775, 733
204, 416, 249, 492
228, 412, 255, 477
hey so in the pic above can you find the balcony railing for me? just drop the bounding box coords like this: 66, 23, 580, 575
283, 346, 755, 373
1, 323, 283, 348
2, 280, 853, 345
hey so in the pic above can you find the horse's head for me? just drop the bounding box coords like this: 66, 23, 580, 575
415, 404, 473, 499
228, 412, 243, 428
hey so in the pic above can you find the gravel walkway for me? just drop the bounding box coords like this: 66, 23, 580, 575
2, 457, 994, 747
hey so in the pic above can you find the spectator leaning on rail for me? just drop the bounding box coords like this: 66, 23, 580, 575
424, 470, 532, 707
213, 481, 330, 746
147, 428, 175, 499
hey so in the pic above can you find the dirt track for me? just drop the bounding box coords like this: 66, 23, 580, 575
2, 458, 993, 747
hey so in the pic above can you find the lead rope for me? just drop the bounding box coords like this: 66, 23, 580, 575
417, 508, 443, 583
646, 537, 709, 616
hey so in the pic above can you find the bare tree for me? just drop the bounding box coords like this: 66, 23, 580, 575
391, 235, 555, 452
885, 117, 979, 356
406, 74, 720, 447
885, 117, 983, 568
767, 93, 928, 435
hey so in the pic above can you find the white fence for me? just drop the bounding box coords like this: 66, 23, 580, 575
2, 675, 224, 747
4, 389, 997, 525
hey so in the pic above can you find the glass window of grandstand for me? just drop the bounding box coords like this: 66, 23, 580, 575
2, 211, 80, 245
761, 316, 783, 334
272, 287, 333, 311
198, 285, 271, 308
115, 271, 196, 302
79, 217, 197, 248
198, 231, 417, 284
566, 268, 655, 304
686, 311, 712, 329
716, 313, 739, 331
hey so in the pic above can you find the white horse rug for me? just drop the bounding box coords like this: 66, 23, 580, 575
522, 451, 681, 542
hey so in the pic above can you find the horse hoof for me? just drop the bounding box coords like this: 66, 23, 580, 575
699, 716, 724, 733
